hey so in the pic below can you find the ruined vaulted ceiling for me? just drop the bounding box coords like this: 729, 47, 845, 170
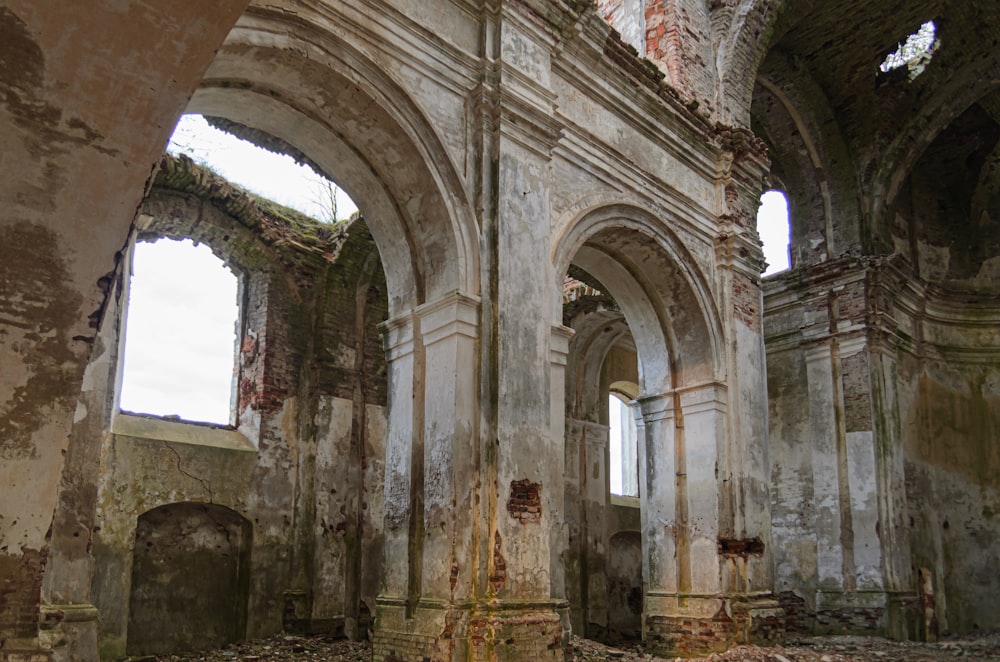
750, 0, 1000, 258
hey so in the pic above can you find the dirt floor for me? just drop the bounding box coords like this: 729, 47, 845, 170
133, 631, 1000, 661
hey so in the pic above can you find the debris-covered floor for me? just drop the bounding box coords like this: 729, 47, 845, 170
133, 631, 1000, 661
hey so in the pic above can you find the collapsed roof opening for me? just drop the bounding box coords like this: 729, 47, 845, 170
879, 20, 938, 81
167, 114, 358, 224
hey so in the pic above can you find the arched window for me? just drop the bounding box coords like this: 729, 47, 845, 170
119, 238, 240, 425
609, 392, 639, 498
757, 189, 791, 276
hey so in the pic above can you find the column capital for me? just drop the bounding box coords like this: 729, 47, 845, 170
381, 313, 415, 361
636, 391, 675, 422
414, 290, 481, 347
676, 380, 728, 413
550, 324, 575, 365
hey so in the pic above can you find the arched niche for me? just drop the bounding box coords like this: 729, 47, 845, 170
127, 502, 252, 656
188, 9, 479, 315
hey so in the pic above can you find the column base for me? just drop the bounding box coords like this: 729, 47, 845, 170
643, 593, 785, 657
731, 595, 785, 646
779, 589, 919, 638
644, 612, 734, 658
37, 603, 98, 662
373, 598, 569, 662
0, 646, 52, 662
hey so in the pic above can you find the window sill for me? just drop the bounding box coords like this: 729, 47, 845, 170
113, 412, 255, 452
611, 494, 640, 508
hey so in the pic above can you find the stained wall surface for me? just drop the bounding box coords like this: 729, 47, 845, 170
2, 1, 998, 661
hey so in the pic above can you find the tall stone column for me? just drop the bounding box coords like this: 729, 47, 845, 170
798, 270, 917, 635
712, 130, 782, 647
464, 3, 570, 659
379, 311, 419, 610
867, 265, 917, 638
549, 325, 575, 617
637, 392, 680, 641
564, 417, 611, 637
641, 387, 750, 656
418, 294, 481, 606
374, 293, 483, 661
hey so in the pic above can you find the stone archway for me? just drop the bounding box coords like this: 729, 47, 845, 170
127, 503, 252, 656
189, 7, 479, 315
554, 203, 776, 656
183, 11, 488, 659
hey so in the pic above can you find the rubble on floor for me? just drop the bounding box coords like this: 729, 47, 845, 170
131, 631, 1000, 661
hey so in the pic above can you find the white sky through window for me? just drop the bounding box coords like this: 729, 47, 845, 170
119, 116, 365, 424
119, 239, 239, 424
758, 190, 790, 276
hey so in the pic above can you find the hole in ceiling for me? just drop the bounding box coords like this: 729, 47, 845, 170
879, 20, 938, 81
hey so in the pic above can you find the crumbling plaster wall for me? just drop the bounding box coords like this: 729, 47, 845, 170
756, 0, 1000, 641
0, 2, 249, 657
763, 255, 1000, 636
50, 159, 391, 660
5, 1, 781, 659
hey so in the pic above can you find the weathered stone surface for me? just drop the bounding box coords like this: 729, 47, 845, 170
3, 1, 999, 661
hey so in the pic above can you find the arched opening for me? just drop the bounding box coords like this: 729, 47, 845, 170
119, 238, 240, 425
127, 503, 252, 656
556, 206, 728, 650
189, 19, 479, 314
757, 189, 791, 276
167, 114, 357, 223
173, 17, 482, 658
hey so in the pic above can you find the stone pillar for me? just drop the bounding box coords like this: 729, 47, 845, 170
801, 283, 919, 634
549, 326, 575, 615
565, 417, 611, 638
418, 293, 481, 605
712, 129, 782, 647
379, 312, 418, 609
374, 293, 484, 661
804, 332, 888, 630
638, 392, 681, 639
867, 289, 917, 639
641, 387, 739, 656
464, 4, 569, 659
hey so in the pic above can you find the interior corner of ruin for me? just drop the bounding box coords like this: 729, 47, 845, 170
2, 2, 999, 660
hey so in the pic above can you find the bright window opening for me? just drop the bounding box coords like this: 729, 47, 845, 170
758, 190, 791, 276
879, 21, 938, 80
168, 114, 358, 223
119, 239, 239, 425
609, 393, 639, 498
